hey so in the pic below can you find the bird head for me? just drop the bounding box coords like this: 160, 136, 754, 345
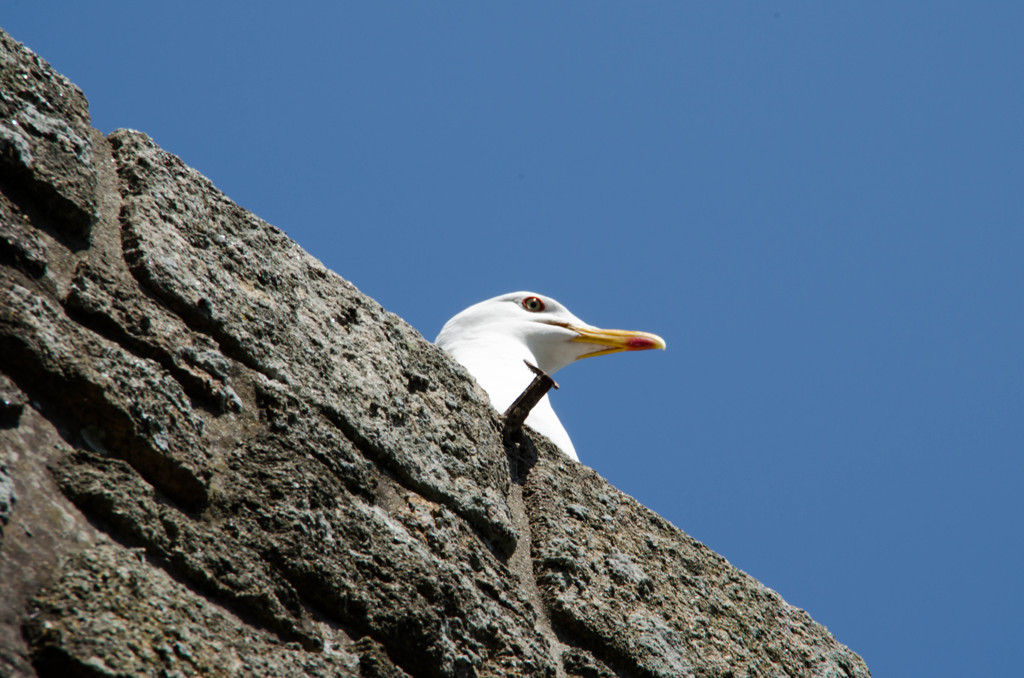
436, 291, 666, 375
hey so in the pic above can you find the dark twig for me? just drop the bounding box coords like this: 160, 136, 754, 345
503, 360, 559, 434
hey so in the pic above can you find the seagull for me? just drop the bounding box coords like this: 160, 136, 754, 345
436, 291, 666, 461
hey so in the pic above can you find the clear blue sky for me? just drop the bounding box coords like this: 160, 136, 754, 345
5, 3, 1022, 675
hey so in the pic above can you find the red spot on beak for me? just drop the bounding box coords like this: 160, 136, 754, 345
627, 336, 658, 349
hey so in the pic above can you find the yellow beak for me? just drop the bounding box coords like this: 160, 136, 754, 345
568, 325, 667, 359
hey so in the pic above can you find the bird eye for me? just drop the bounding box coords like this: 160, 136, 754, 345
521, 296, 546, 312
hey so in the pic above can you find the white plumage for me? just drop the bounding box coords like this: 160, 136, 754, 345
436, 291, 665, 461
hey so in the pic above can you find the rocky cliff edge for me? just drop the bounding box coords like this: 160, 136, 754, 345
0, 29, 869, 678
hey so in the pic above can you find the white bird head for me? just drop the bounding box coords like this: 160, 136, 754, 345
436, 291, 666, 460
436, 291, 665, 375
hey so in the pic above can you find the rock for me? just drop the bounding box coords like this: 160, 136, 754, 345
0, 374, 27, 429
0, 31, 96, 241
0, 28, 870, 678
108, 128, 517, 554
22, 543, 403, 677
0, 463, 14, 531
526, 453, 869, 677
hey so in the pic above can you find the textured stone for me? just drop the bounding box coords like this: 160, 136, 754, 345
0, 463, 13, 533
525, 451, 870, 678
23, 544, 402, 677
0, 384, 100, 678
0, 374, 26, 429
109, 128, 518, 555
0, 26, 870, 678
0, 32, 96, 240
0, 277, 212, 510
